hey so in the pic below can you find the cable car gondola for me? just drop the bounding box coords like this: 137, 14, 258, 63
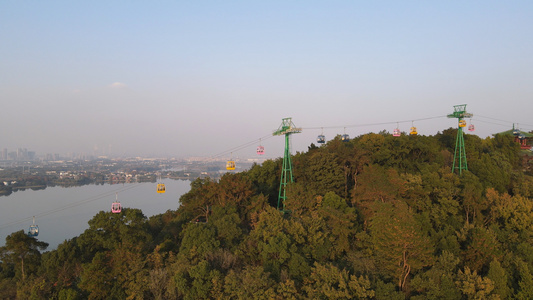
468, 124, 475, 131
257, 139, 265, 155
226, 160, 236, 170
28, 216, 39, 237
393, 123, 401, 137
393, 129, 401, 137
227, 153, 236, 171
157, 183, 166, 193
156, 174, 166, 194
317, 127, 326, 144
459, 120, 466, 127
257, 146, 265, 155
111, 193, 121, 213
409, 121, 417, 135
341, 127, 350, 142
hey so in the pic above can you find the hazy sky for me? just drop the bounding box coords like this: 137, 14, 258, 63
1, 1, 532, 159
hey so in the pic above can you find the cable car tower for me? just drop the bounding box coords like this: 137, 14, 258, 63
273, 118, 301, 211
447, 104, 473, 175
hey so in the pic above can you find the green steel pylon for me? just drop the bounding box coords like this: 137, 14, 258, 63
447, 104, 473, 175
273, 118, 301, 211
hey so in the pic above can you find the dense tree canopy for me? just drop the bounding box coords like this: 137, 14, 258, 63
1, 130, 532, 298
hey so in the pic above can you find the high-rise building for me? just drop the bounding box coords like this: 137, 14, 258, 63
15, 148, 30, 161
8, 152, 16, 160
28, 151, 35, 160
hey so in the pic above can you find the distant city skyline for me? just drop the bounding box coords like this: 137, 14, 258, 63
2, 2, 532, 158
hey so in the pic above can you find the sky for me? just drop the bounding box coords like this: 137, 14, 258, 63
1, 1, 532, 159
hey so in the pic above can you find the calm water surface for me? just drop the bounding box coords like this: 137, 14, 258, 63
0, 179, 191, 249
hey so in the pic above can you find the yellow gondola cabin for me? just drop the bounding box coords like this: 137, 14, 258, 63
226, 160, 236, 170
157, 183, 166, 194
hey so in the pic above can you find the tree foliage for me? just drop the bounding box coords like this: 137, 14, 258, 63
1, 131, 532, 298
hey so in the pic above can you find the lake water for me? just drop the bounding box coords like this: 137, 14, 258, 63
0, 178, 191, 250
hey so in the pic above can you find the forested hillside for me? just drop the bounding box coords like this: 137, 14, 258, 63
2, 129, 533, 299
